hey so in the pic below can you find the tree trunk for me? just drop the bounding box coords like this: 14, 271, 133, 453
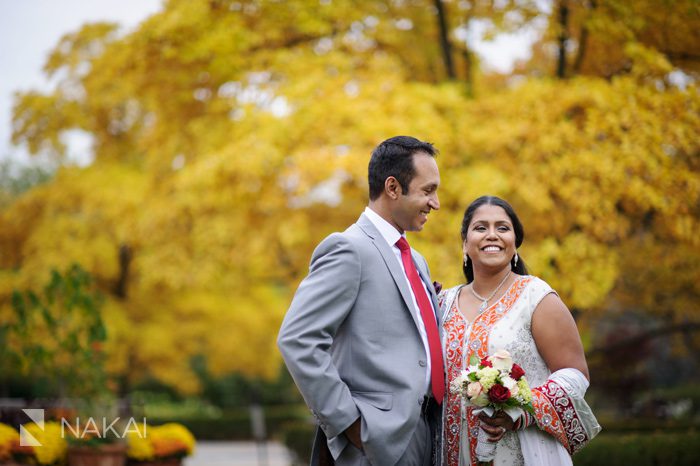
115, 243, 132, 299
573, 0, 597, 75
461, 47, 475, 97
434, 0, 456, 80
556, 0, 570, 79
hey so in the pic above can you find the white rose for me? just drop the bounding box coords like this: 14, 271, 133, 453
502, 376, 516, 390
502, 376, 519, 397
466, 382, 483, 399
490, 349, 513, 371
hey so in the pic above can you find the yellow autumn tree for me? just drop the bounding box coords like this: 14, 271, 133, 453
518, 0, 700, 80
2, 0, 698, 394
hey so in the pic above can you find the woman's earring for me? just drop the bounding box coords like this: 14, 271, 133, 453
463, 255, 468, 267
513, 252, 519, 268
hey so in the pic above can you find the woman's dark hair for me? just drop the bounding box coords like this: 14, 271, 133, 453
460, 195, 528, 283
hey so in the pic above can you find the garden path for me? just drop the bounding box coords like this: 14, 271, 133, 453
184, 440, 295, 466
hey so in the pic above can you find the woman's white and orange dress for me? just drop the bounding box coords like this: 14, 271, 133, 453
439, 275, 601, 466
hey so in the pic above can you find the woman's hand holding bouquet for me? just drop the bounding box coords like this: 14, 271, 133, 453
451, 349, 534, 462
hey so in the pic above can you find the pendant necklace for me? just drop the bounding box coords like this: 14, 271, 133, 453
470, 271, 511, 312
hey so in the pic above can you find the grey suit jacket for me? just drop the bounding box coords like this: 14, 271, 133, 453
277, 213, 442, 466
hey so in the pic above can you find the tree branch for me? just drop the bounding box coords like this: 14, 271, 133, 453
434, 0, 456, 80
248, 29, 339, 53
664, 51, 700, 62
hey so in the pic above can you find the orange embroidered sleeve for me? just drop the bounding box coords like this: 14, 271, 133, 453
532, 379, 592, 455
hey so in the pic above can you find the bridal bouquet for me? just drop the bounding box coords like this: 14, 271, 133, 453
451, 349, 534, 462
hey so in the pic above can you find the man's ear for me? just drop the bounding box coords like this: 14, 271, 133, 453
385, 176, 401, 200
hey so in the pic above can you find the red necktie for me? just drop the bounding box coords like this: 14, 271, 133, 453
396, 237, 445, 404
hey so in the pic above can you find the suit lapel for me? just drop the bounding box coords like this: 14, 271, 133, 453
356, 214, 423, 330
414, 255, 441, 324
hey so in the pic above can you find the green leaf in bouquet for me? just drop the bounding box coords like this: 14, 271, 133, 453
504, 398, 519, 408
523, 402, 535, 415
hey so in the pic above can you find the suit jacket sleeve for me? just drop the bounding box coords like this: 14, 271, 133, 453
277, 233, 362, 439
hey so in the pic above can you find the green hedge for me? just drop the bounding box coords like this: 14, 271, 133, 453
595, 417, 700, 433
147, 404, 310, 440
280, 424, 700, 466
575, 431, 700, 466
280, 421, 315, 465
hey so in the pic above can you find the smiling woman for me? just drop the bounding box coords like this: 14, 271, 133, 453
461, 196, 527, 283
463, 203, 519, 283
437, 195, 601, 466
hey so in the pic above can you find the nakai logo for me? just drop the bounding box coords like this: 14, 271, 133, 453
20, 409, 44, 446
19, 408, 147, 445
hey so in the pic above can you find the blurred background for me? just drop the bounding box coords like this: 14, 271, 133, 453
1, 0, 698, 465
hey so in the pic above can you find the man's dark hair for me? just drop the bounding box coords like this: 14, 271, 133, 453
368, 136, 437, 201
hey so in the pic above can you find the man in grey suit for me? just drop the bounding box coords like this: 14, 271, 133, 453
278, 136, 445, 466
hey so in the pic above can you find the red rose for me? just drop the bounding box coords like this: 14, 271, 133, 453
480, 358, 493, 368
510, 363, 525, 381
488, 384, 511, 404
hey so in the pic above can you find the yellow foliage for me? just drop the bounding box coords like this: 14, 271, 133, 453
0, 423, 18, 461
21, 422, 67, 465
531, 0, 700, 78
126, 422, 195, 461
125, 422, 152, 460
2, 0, 698, 393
